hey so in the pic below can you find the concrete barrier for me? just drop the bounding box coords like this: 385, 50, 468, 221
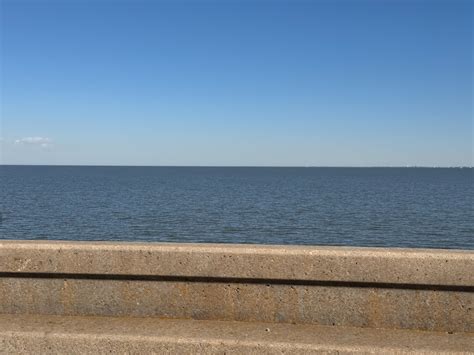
0, 240, 472, 333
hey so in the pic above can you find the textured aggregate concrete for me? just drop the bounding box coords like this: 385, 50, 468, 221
1, 314, 472, 354
1, 277, 472, 332
0, 240, 472, 285
0, 240, 472, 335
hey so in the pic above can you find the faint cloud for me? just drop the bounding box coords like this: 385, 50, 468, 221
14, 137, 53, 149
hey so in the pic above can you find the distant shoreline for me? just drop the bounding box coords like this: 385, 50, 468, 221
0, 164, 472, 169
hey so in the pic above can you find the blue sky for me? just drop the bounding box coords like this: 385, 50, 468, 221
0, 0, 472, 166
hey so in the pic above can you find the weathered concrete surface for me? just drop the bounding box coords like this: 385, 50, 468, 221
1, 314, 472, 354
1, 278, 472, 332
0, 240, 472, 334
0, 240, 472, 286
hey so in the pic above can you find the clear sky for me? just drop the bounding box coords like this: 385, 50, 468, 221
0, 0, 472, 166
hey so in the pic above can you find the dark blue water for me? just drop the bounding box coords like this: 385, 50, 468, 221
0, 166, 472, 249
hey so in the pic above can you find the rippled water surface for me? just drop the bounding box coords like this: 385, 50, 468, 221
0, 166, 472, 249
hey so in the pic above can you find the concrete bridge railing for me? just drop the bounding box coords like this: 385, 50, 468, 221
0, 240, 472, 333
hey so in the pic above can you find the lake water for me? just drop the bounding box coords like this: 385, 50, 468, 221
0, 166, 472, 249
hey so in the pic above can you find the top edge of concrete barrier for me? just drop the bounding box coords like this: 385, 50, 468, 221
0, 240, 473, 286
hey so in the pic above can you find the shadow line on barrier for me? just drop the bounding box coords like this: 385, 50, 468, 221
1, 272, 473, 292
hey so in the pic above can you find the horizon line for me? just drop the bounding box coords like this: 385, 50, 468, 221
0, 164, 472, 169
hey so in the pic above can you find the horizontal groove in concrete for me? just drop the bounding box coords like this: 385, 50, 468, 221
1, 271, 472, 292
0, 272, 474, 293
0, 314, 472, 354
1, 240, 473, 286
